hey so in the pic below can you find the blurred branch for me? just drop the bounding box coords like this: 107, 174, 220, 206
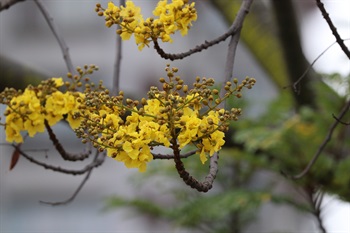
316, 0, 350, 60
0, 0, 25, 11
40, 151, 106, 206
112, 0, 125, 96
224, 31, 241, 86
290, 99, 350, 179
34, 0, 74, 73
333, 113, 350, 125
209, 0, 288, 89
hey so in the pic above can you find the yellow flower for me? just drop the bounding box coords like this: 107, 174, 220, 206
178, 108, 201, 148
122, 140, 140, 160
5, 114, 24, 143
45, 91, 66, 125
152, 0, 167, 16
24, 111, 45, 137
66, 92, 85, 129
104, 1, 120, 23
51, 77, 64, 87
5, 89, 45, 141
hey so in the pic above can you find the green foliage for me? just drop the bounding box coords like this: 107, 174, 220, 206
105, 189, 312, 232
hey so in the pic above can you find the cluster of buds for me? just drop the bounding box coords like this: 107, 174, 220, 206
0, 65, 98, 143
75, 65, 255, 172
95, 0, 197, 50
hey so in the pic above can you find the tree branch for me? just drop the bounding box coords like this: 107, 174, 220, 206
33, 0, 74, 73
13, 144, 105, 175
112, 0, 125, 96
40, 151, 106, 206
315, 0, 350, 60
152, 150, 196, 160
153, 0, 253, 61
0, 0, 25, 11
45, 120, 91, 161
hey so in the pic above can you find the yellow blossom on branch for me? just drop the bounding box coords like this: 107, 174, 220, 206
96, 0, 197, 50
0, 64, 255, 173
0, 65, 98, 143
75, 65, 255, 172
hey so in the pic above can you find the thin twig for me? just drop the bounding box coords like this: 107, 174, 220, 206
13, 144, 105, 175
34, 0, 74, 73
290, 38, 350, 93
316, 0, 350, 60
290, 99, 350, 179
292, 41, 333, 92
332, 113, 350, 125
0, 0, 25, 11
112, 0, 125, 96
40, 151, 106, 206
153, 0, 253, 61
153, 149, 196, 160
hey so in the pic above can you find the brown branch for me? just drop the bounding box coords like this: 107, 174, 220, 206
40, 151, 105, 206
290, 99, 350, 179
45, 120, 91, 161
13, 144, 105, 175
153, 0, 253, 61
316, 0, 350, 60
0, 0, 25, 11
152, 149, 196, 160
33, 0, 74, 73
172, 138, 217, 192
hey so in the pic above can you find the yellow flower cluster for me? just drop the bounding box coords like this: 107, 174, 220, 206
96, 0, 197, 50
2, 77, 84, 143
83, 94, 225, 172
77, 66, 253, 172
1, 65, 255, 173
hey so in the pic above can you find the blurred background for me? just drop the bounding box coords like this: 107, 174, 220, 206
1, 0, 349, 232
